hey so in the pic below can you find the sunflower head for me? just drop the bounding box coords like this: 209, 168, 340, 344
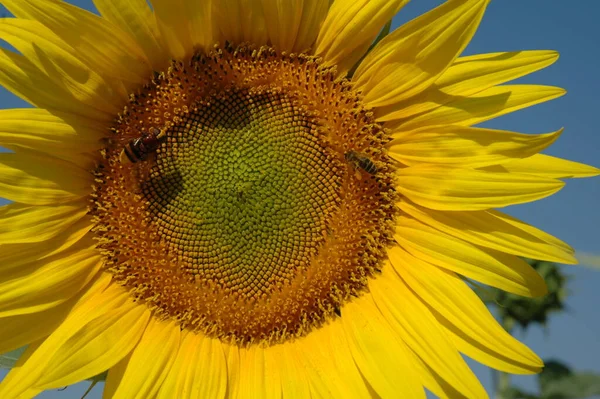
0, 0, 598, 398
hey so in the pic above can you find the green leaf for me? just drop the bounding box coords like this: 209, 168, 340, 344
539, 360, 600, 399
0, 347, 25, 369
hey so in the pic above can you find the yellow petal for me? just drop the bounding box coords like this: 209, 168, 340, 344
391, 85, 565, 130
314, 0, 408, 76
0, 151, 92, 205
93, 0, 168, 70
0, 299, 73, 355
213, 0, 268, 46
2, 0, 151, 85
157, 333, 227, 399
267, 344, 311, 399
151, 0, 194, 60
0, 239, 101, 317
0, 108, 105, 162
36, 302, 149, 390
483, 154, 600, 178
353, 0, 488, 108
343, 294, 425, 399
396, 164, 564, 211
0, 274, 115, 398
0, 217, 93, 277
390, 247, 543, 374
0, 48, 111, 122
394, 216, 547, 297
0, 202, 88, 245
261, 0, 329, 53
397, 199, 576, 264
107, 318, 180, 398
489, 209, 574, 253
296, 319, 371, 398
388, 125, 562, 167
370, 268, 489, 399
0, 18, 122, 114
236, 346, 281, 399
377, 50, 559, 121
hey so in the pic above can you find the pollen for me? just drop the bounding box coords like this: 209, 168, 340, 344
91, 44, 397, 345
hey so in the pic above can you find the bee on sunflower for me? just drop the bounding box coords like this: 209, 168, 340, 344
0, 0, 598, 398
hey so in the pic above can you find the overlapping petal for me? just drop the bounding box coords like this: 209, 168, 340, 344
391, 85, 565, 130
2, 0, 152, 86
390, 247, 543, 374
0, 202, 88, 245
0, 151, 92, 205
93, 0, 168, 69
388, 125, 562, 167
395, 216, 547, 297
157, 333, 227, 399
371, 267, 488, 399
377, 50, 559, 121
396, 164, 564, 210
397, 199, 576, 264
104, 319, 180, 398
483, 154, 600, 178
354, 0, 488, 108
314, 0, 407, 75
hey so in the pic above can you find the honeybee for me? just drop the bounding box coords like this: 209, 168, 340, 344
345, 151, 378, 175
119, 127, 165, 164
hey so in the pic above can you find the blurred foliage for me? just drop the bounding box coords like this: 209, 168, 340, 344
502, 359, 600, 399
494, 259, 569, 329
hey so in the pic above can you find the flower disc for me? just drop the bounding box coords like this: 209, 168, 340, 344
92, 45, 397, 344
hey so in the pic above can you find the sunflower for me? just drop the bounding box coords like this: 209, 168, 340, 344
0, 0, 598, 397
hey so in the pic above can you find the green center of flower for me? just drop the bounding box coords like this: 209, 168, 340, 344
91, 45, 397, 345
146, 90, 339, 298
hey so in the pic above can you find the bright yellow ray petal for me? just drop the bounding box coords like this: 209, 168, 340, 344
0, 274, 114, 398
394, 216, 547, 297
397, 199, 576, 264
223, 344, 241, 399
0, 202, 88, 245
35, 302, 149, 390
370, 267, 489, 399
0, 18, 123, 114
343, 294, 425, 399
0, 299, 74, 355
0, 109, 105, 162
237, 346, 281, 399
265, 344, 311, 399
157, 332, 226, 399
0, 217, 93, 276
93, 0, 168, 70
296, 319, 371, 398
0, 48, 112, 121
489, 209, 574, 253
261, 0, 328, 53
353, 0, 488, 108
213, 0, 268, 46
0, 151, 92, 205
388, 125, 562, 167
0, 238, 101, 317
377, 50, 559, 121
2, 0, 151, 85
391, 85, 565, 130
150, 0, 194, 60
106, 318, 180, 398
396, 164, 564, 211
390, 247, 543, 374
314, 0, 408, 76
483, 154, 600, 178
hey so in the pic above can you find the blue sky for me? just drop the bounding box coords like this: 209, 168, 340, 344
1, 1, 599, 398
